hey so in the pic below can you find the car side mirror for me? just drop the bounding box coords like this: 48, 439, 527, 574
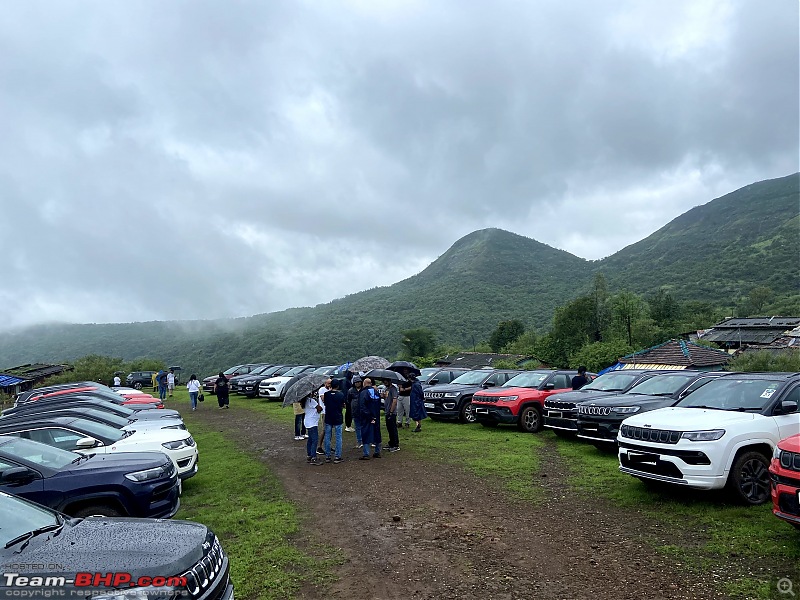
543, 383, 555, 390
483, 381, 496, 388
429, 378, 439, 385
778, 400, 798, 414
75, 437, 99, 449
0, 466, 38, 485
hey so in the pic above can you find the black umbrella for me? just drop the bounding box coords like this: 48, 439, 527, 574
362, 369, 407, 384
387, 361, 421, 376
282, 374, 328, 407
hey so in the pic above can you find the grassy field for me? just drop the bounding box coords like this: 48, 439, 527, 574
172, 390, 799, 600
166, 390, 339, 600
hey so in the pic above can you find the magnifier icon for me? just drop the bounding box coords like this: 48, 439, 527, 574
778, 578, 795, 596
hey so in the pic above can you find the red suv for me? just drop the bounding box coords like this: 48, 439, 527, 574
472, 370, 579, 433
770, 433, 800, 529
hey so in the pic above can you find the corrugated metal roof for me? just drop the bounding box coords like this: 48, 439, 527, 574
619, 339, 731, 367
713, 317, 800, 328
704, 330, 784, 344
0, 375, 26, 386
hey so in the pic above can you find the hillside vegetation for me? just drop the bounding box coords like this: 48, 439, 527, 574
1, 173, 797, 376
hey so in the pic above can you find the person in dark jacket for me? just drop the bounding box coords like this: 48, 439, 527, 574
214, 372, 230, 409
358, 377, 382, 459
571, 366, 589, 390
407, 372, 427, 432
347, 376, 363, 448
343, 371, 355, 432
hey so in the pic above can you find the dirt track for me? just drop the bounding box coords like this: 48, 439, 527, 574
196, 405, 726, 600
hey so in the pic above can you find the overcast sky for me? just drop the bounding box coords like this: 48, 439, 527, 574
1, 0, 797, 330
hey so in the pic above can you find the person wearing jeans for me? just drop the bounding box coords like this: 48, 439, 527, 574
323, 379, 346, 462
293, 402, 307, 440
186, 374, 202, 411
358, 378, 382, 459
303, 395, 322, 464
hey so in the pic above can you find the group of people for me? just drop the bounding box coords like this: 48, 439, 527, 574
150, 369, 177, 400
295, 369, 427, 464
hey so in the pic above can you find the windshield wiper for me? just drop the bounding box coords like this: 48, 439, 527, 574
121, 430, 134, 439
4, 516, 64, 551
70, 453, 92, 464
730, 406, 765, 412
685, 405, 723, 410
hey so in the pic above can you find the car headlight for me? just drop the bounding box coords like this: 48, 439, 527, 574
162, 439, 190, 450
444, 392, 459, 398
125, 465, 168, 482
681, 429, 725, 442
611, 406, 641, 414
773, 445, 782, 459
496, 396, 519, 402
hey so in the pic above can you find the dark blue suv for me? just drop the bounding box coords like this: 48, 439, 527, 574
0, 436, 180, 518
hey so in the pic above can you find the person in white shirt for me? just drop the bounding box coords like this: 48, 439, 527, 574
186, 374, 202, 411
113, 375, 121, 386
303, 394, 323, 464
316, 379, 331, 455
167, 370, 176, 397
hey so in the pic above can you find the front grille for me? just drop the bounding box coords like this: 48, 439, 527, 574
178, 458, 192, 468
620, 425, 681, 444
545, 399, 577, 410
578, 405, 611, 416
778, 492, 800, 516
425, 392, 446, 399
473, 396, 496, 404
181, 536, 227, 599
780, 451, 800, 472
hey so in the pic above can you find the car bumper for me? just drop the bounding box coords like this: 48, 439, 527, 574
240, 384, 259, 396
771, 461, 800, 526
543, 410, 578, 432
259, 387, 282, 398
423, 400, 459, 420
473, 404, 517, 424
618, 442, 723, 490
576, 417, 621, 444
163, 446, 199, 479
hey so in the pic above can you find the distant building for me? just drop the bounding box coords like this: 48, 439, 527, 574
0, 363, 72, 396
699, 316, 800, 352
616, 339, 731, 371
434, 352, 539, 369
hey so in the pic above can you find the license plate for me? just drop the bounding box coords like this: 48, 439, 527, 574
424, 402, 434, 409
549, 411, 562, 418
628, 452, 658, 464
582, 424, 598, 431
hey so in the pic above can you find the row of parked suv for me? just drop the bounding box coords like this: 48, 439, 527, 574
203, 363, 345, 400
412, 364, 800, 526
0, 382, 234, 600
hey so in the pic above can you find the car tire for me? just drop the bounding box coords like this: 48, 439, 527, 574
518, 405, 543, 433
72, 504, 123, 518
480, 421, 498, 428
459, 398, 476, 424
726, 450, 771, 505
133, 383, 142, 390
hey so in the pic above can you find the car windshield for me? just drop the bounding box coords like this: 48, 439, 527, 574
417, 368, 439, 383
503, 371, 550, 388
0, 437, 78, 469
0, 492, 60, 547
81, 409, 129, 428
450, 371, 492, 385
311, 366, 335, 375
582, 372, 642, 391
249, 365, 272, 375
625, 373, 696, 396
69, 419, 124, 442
675, 377, 783, 411
223, 365, 244, 375
283, 366, 310, 377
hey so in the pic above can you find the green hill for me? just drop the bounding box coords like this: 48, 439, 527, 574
1, 173, 797, 375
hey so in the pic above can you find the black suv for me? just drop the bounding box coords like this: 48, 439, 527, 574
575, 371, 726, 449
126, 371, 157, 390
543, 369, 666, 436
0, 436, 179, 518
423, 369, 521, 423
0, 491, 233, 600
419, 367, 471, 387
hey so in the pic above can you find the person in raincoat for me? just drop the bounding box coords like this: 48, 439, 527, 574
358, 377, 382, 459
408, 371, 427, 432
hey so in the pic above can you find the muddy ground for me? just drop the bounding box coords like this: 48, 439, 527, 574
196, 405, 726, 600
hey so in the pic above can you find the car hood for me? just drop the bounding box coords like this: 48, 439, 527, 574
122, 419, 185, 432
581, 393, 678, 408
622, 406, 758, 429
65, 451, 171, 474
424, 383, 483, 395
262, 376, 292, 385
1, 518, 208, 579
130, 408, 181, 420
113, 428, 192, 447
474, 386, 544, 398
778, 434, 800, 453
546, 389, 617, 403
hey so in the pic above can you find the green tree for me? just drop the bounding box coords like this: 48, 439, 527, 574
727, 350, 800, 372
648, 288, 680, 328
569, 340, 633, 373
488, 320, 525, 352
610, 291, 646, 346
589, 273, 611, 342
742, 286, 774, 316
504, 330, 539, 356
400, 328, 437, 359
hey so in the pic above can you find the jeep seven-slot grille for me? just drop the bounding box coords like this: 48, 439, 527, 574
424, 392, 446, 399
473, 395, 496, 404
780, 451, 800, 472
620, 425, 681, 444
578, 405, 611, 416
545, 399, 577, 410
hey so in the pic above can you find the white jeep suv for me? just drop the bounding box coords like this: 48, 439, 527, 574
617, 372, 800, 504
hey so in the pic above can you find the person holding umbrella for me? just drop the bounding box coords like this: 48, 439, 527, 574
348, 376, 364, 448
358, 377, 382, 459
382, 379, 400, 452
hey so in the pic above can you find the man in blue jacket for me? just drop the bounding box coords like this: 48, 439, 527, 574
358, 377, 382, 460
